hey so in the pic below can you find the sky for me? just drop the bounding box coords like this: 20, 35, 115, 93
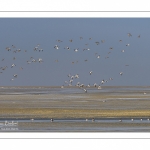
0, 18, 150, 86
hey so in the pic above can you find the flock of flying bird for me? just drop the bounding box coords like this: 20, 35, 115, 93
55, 32, 140, 92
1, 32, 140, 91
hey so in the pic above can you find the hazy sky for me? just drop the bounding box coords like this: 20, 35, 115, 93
0, 18, 150, 86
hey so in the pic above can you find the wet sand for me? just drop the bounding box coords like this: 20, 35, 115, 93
0, 86, 150, 119
1, 86, 150, 131
17, 121, 150, 132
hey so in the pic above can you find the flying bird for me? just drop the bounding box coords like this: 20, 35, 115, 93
38, 58, 43, 63
89, 71, 93, 75
13, 74, 17, 78
74, 48, 79, 52
119, 72, 123, 76
11, 64, 16, 68
127, 33, 132, 37
54, 45, 59, 49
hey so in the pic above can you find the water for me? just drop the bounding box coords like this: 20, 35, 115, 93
1, 86, 150, 132
0, 118, 150, 132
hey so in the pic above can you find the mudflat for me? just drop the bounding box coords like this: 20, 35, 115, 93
0, 86, 150, 119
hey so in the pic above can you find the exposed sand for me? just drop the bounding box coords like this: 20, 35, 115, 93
0, 86, 150, 119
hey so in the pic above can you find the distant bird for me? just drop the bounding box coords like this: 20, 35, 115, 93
98, 86, 101, 89
87, 84, 90, 87
89, 71, 93, 75
92, 118, 95, 122
109, 47, 113, 50
97, 55, 100, 58
66, 46, 70, 50
69, 39, 73, 42
127, 33, 132, 37
95, 42, 100, 45
101, 40, 105, 43
39, 49, 43, 52
17, 49, 21, 52
11, 64, 16, 68
74, 48, 79, 52
54, 45, 59, 49
126, 44, 130, 46
69, 79, 73, 84
71, 76, 74, 79
119, 72, 123, 76
67, 74, 71, 77
76, 82, 80, 86
138, 34, 141, 38
121, 50, 125, 52
6, 47, 11, 51
34, 47, 38, 51
13, 74, 17, 78
32, 59, 36, 62
75, 74, 79, 78
56, 39, 62, 43
94, 83, 97, 87
83, 89, 87, 93
51, 118, 54, 122
38, 58, 43, 63
27, 61, 31, 64
11, 45, 16, 48
101, 80, 105, 84
79, 84, 84, 88
1, 66, 8, 70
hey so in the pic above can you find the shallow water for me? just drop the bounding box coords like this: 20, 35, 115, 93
1, 118, 150, 132
1, 86, 150, 132
0, 86, 150, 95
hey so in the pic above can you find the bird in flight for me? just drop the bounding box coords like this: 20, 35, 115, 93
127, 33, 132, 37
89, 71, 93, 75
119, 72, 123, 76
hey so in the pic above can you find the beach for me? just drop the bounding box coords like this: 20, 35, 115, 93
0, 86, 150, 131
